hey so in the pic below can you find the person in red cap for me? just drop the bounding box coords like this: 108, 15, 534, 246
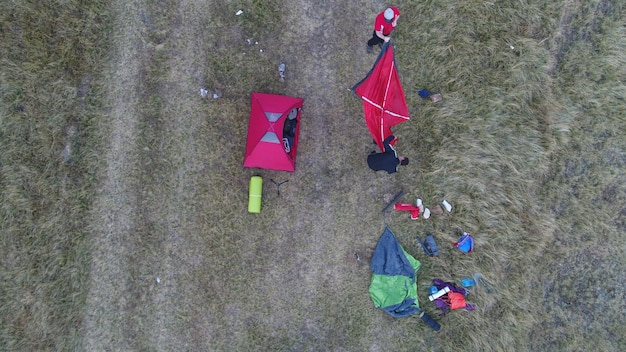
367, 7, 400, 53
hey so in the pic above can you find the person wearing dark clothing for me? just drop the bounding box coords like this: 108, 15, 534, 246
367, 135, 409, 174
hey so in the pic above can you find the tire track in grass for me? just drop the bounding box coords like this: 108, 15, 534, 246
253, 1, 345, 340
139, 1, 216, 350
82, 1, 145, 350
83, 0, 216, 349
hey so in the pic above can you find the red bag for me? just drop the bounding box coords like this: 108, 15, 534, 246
448, 292, 468, 310
432, 278, 476, 315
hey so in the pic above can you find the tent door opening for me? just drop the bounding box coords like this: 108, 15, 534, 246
282, 108, 299, 154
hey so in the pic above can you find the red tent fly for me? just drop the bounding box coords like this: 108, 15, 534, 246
352, 42, 410, 151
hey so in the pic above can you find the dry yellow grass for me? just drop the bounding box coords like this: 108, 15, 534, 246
1, 0, 624, 351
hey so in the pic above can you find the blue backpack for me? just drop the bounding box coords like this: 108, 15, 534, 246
416, 234, 439, 257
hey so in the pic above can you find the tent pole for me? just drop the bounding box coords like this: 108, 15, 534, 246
382, 190, 404, 213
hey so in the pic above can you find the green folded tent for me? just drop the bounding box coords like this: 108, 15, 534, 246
369, 227, 422, 318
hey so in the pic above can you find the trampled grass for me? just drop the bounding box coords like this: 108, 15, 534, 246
1, 0, 624, 351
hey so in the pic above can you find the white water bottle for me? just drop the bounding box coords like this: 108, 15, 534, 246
428, 286, 450, 301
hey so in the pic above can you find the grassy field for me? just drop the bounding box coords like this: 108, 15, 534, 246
1, 0, 624, 351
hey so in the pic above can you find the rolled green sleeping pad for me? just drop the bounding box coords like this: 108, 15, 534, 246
248, 176, 262, 213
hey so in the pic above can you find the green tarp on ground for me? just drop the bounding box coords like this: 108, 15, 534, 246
369, 227, 422, 317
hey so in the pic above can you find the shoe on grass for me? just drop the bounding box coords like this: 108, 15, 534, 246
423, 208, 431, 219
416, 198, 424, 213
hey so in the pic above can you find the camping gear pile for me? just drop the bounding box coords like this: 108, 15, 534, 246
374, 190, 483, 330
237, 28, 482, 334
369, 227, 441, 331
430, 279, 475, 316
368, 224, 482, 331
368, 220, 481, 331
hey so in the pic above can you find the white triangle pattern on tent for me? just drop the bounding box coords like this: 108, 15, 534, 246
260, 132, 280, 143
264, 112, 282, 122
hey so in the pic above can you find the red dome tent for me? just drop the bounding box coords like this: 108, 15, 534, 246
243, 92, 303, 172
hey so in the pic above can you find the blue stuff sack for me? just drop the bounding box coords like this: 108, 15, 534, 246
453, 232, 474, 253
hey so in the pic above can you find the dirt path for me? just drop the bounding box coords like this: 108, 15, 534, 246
80, 1, 149, 351
136, 2, 222, 350
82, 0, 209, 348
81, 2, 143, 351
